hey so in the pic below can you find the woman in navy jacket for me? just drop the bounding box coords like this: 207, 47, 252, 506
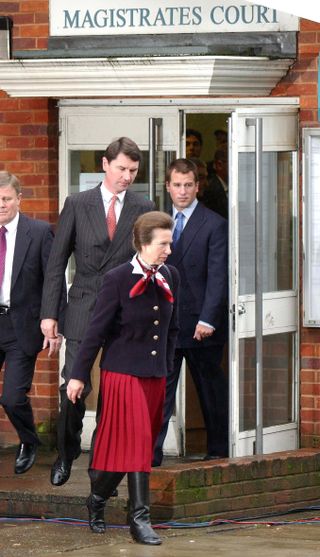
67, 211, 179, 546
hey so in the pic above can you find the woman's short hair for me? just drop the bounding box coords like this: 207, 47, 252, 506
133, 211, 173, 252
0, 171, 21, 195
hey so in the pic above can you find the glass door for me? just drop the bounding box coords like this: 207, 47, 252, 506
229, 107, 299, 457
58, 104, 181, 452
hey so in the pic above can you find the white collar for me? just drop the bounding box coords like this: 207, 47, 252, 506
130, 253, 163, 276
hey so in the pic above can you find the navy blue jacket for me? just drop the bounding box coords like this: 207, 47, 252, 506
70, 261, 180, 383
9, 213, 55, 356
168, 202, 228, 348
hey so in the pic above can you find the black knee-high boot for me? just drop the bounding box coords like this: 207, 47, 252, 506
87, 469, 125, 534
127, 472, 161, 545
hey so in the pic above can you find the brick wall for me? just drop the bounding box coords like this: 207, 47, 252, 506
0, 90, 59, 446
1, 1, 49, 51
272, 20, 320, 448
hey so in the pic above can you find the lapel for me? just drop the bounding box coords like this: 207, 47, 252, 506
100, 189, 139, 268
11, 213, 32, 291
85, 185, 109, 248
169, 202, 206, 265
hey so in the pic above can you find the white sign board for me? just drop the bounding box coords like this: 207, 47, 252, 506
246, 0, 320, 23
50, 0, 299, 36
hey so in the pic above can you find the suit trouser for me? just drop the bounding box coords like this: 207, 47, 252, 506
153, 344, 228, 465
56, 338, 92, 462
0, 314, 40, 445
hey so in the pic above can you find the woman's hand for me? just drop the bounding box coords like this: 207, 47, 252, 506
67, 379, 85, 404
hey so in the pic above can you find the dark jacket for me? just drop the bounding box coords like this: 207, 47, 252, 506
9, 213, 56, 356
200, 173, 228, 219
70, 261, 180, 383
168, 201, 228, 348
40, 186, 154, 340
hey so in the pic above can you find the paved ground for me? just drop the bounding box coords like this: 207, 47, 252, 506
1, 448, 320, 556
2, 512, 320, 557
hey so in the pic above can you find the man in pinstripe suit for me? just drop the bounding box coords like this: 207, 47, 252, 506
40, 137, 154, 486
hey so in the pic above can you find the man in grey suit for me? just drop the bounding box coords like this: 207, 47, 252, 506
40, 137, 154, 486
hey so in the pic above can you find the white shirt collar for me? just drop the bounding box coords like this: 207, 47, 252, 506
130, 253, 163, 276
172, 198, 198, 220
1, 211, 19, 232
100, 184, 126, 204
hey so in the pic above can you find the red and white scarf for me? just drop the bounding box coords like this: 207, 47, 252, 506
129, 254, 174, 303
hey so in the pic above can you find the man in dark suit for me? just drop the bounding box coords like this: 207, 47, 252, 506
41, 137, 154, 486
203, 149, 228, 219
153, 158, 228, 466
0, 171, 61, 474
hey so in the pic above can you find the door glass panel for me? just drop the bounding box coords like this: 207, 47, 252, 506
239, 152, 294, 296
239, 333, 294, 431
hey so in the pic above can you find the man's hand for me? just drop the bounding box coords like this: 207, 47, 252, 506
193, 323, 214, 341
43, 335, 63, 356
67, 379, 85, 404
41, 319, 62, 355
41, 318, 58, 338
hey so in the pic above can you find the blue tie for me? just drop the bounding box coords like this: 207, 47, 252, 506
172, 212, 185, 247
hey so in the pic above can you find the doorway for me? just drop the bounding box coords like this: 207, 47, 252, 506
58, 99, 299, 458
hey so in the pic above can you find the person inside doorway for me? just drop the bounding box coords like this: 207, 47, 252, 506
66, 211, 180, 545
40, 137, 154, 488
203, 148, 228, 219
153, 158, 229, 466
186, 128, 203, 159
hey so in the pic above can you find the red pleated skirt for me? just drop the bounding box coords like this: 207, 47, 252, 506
91, 370, 166, 473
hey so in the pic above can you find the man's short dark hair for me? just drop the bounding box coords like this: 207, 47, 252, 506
165, 158, 199, 183
186, 128, 203, 146
104, 137, 143, 164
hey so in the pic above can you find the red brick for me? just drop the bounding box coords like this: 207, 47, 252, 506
20, 24, 49, 38
20, 1, 48, 12
4, 111, 34, 124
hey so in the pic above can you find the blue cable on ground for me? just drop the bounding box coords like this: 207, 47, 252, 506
1, 505, 320, 529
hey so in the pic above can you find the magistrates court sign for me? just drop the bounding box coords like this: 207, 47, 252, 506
49, 0, 299, 36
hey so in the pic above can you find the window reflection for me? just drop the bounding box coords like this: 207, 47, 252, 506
239, 152, 293, 295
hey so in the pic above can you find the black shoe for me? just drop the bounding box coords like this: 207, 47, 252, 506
87, 494, 106, 534
50, 457, 72, 486
111, 488, 118, 497
14, 443, 37, 474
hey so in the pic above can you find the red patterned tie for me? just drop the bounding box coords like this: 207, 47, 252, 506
129, 259, 174, 303
0, 226, 7, 288
106, 195, 117, 240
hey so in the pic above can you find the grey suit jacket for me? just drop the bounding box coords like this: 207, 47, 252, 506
40, 185, 154, 340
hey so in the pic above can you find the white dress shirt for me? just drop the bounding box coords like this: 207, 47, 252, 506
0, 212, 19, 307
100, 184, 126, 222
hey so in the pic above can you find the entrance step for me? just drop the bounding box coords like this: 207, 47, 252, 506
1, 449, 320, 524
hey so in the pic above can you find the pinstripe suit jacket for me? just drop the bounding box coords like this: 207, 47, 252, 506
40, 185, 154, 340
